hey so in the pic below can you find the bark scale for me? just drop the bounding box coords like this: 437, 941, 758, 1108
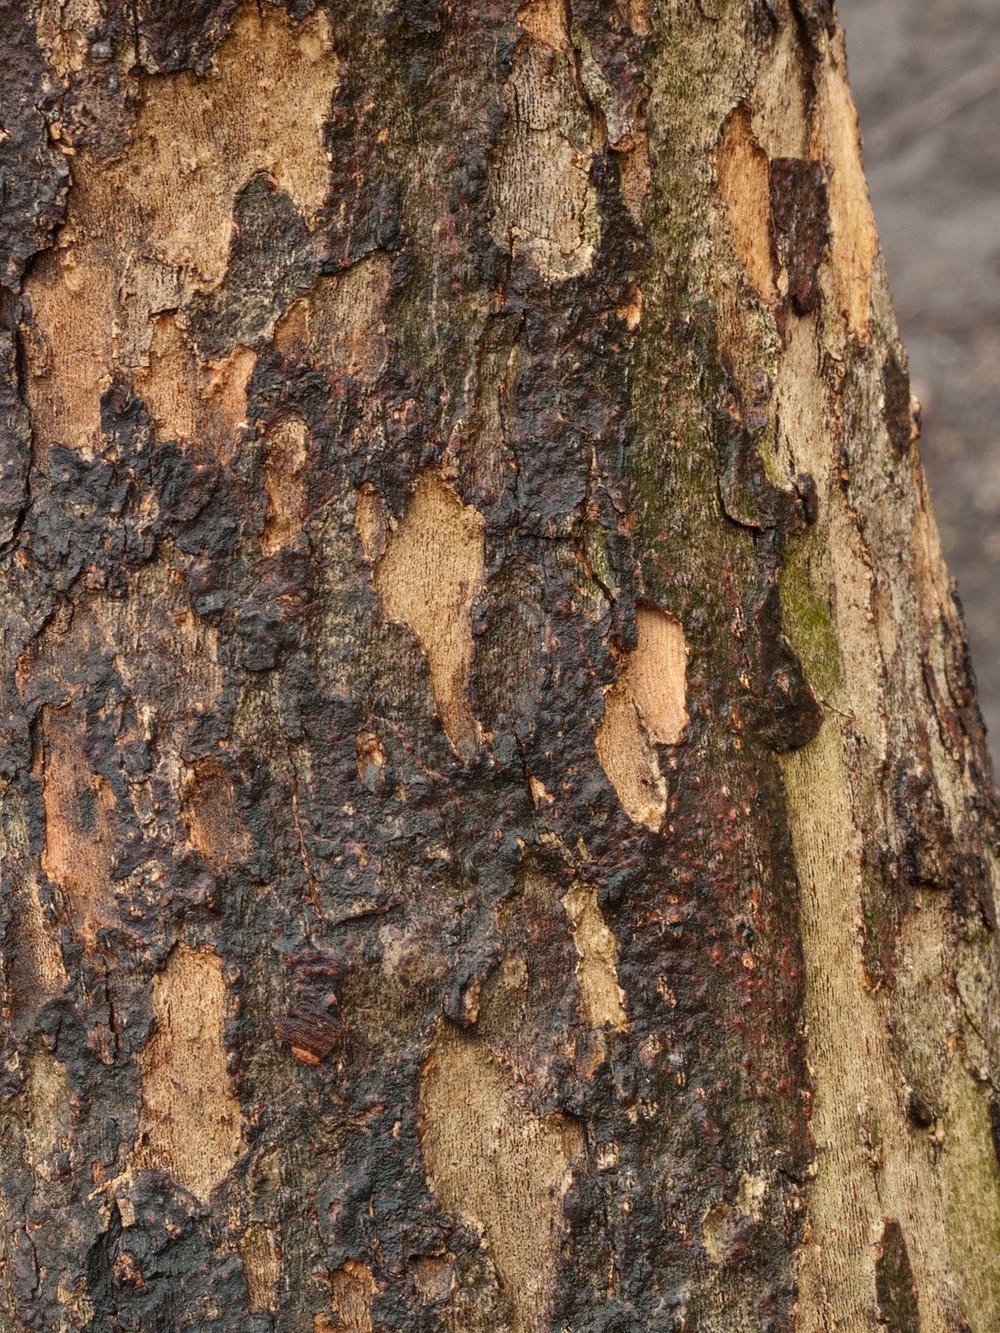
0, 0, 998, 1329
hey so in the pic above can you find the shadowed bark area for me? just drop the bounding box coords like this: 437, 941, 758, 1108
0, 0, 998, 1329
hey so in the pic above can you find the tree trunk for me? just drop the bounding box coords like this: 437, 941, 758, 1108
1, 0, 998, 1329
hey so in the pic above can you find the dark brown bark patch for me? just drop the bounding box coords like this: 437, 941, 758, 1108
272, 1010, 341, 1065
883, 348, 914, 458
769, 156, 830, 315
788, 0, 836, 57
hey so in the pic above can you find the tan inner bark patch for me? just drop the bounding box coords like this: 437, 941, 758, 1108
419, 1021, 584, 1333
716, 103, 777, 306
262, 416, 310, 555
620, 0, 652, 37
26, 0, 337, 454
374, 470, 485, 759
751, 22, 810, 159
13, 877, 68, 1002
327, 1262, 376, 1333
25, 1049, 72, 1172
626, 606, 688, 744
490, 16, 598, 281
813, 30, 877, 340
940, 1060, 1000, 1329
135, 943, 244, 1201
134, 315, 256, 461
40, 705, 116, 942
36, 0, 101, 79
562, 882, 627, 1030
595, 606, 687, 829
778, 299, 959, 1326
273, 256, 392, 378
516, 0, 569, 50
783, 725, 955, 1333
596, 682, 666, 831
180, 757, 251, 870
239, 1223, 281, 1315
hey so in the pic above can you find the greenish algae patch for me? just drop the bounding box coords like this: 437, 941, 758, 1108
583, 520, 618, 599
779, 540, 842, 700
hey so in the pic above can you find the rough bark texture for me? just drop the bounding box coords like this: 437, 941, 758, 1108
0, 0, 998, 1330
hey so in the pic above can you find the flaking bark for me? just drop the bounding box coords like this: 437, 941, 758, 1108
1, 0, 999, 1329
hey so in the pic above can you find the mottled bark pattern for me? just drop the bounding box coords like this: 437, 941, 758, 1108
0, 0, 997, 1330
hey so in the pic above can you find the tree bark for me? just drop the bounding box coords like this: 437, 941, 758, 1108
1, 0, 998, 1329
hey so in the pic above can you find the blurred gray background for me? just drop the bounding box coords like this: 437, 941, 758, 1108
838, 0, 1000, 764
